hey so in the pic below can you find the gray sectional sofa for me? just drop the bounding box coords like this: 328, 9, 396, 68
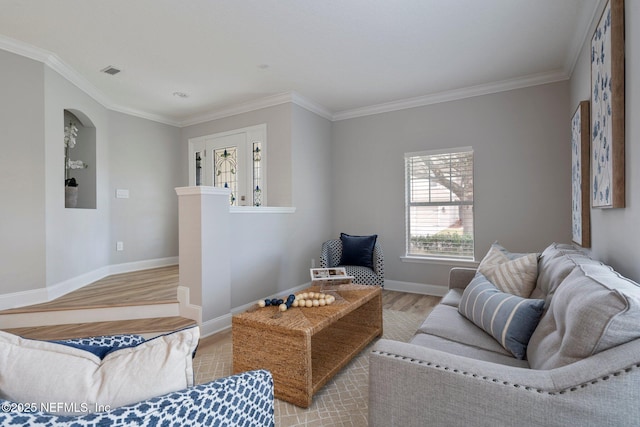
369, 243, 640, 427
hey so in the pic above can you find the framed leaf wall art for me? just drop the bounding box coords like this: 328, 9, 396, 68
572, 101, 590, 248
591, 0, 625, 208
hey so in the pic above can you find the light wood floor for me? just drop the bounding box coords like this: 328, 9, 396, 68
1, 265, 192, 340
1, 264, 440, 341
0, 265, 179, 314
197, 290, 441, 349
4, 317, 197, 341
381, 289, 440, 316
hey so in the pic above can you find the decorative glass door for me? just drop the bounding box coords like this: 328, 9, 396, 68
188, 124, 266, 206
213, 146, 238, 205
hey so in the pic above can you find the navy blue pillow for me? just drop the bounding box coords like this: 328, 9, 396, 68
49, 334, 146, 359
339, 233, 377, 269
52, 340, 143, 360
52, 342, 121, 359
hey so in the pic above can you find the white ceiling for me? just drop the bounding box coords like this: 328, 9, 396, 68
0, 0, 602, 126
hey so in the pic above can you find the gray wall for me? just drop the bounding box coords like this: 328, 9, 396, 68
0, 48, 185, 302
0, 51, 46, 293
109, 111, 182, 265
569, 0, 640, 282
44, 67, 111, 286
181, 104, 333, 309
6, 2, 639, 304
331, 81, 571, 289
290, 104, 333, 282
0, 47, 331, 306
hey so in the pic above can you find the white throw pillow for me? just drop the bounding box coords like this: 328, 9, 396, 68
478, 243, 539, 298
0, 326, 199, 415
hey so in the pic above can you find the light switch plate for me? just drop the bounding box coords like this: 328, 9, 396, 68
116, 189, 129, 199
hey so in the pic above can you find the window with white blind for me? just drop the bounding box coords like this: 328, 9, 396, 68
405, 147, 474, 259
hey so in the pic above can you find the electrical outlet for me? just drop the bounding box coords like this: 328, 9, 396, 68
116, 241, 124, 251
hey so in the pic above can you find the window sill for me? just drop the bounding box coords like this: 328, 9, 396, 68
400, 256, 479, 267
230, 206, 296, 214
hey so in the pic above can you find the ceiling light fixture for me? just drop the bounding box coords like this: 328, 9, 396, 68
100, 65, 121, 75
173, 92, 189, 98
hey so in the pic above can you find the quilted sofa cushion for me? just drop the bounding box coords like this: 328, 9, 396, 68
530, 242, 591, 302
417, 303, 512, 357
410, 332, 529, 368
528, 264, 640, 370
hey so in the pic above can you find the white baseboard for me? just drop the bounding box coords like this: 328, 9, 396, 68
0, 257, 179, 311
0, 288, 50, 312
108, 257, 179, 275
384, 280, 448, 297
198, 280, 448, 338
199, 282, 312, 338
200, 313, 232, 337
0, 267, 447, 336
177, 286, 202, 324
46, 266, 112, 303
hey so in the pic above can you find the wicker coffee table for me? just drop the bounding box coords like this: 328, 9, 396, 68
232, 283, 382, 408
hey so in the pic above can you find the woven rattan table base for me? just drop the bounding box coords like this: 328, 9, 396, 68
232, 283, 382, 408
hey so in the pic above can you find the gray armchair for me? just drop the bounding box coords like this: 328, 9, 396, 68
320, 239, 384, 286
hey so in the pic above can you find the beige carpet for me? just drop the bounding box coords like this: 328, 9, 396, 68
193, 309, 425, 426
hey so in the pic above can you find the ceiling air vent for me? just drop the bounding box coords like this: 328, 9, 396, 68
100, 65, 121, 75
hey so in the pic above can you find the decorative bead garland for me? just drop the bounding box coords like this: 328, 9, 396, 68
257, 292, 336, 312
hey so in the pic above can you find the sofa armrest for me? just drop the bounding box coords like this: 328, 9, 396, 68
0, 370, 274, 427
369, 339, 640, 427
448, 267, 476, 290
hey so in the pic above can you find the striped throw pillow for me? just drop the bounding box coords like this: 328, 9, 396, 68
459, 274, 545, 359
478, 244, 539, 297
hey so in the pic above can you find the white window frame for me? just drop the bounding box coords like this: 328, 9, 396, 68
188, 124, 267, 206
404, 147, 474, 261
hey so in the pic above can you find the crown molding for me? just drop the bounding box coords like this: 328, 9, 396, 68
177, 92, 293, 127
0, 34, 182, 127
0, 34, 108, 109
332, 69, 570, 121
0, 37, 329, 127
290, 92, 334, 121
108, 104, 182, 127
177, 91, 333, 127
2, 33, 575, 127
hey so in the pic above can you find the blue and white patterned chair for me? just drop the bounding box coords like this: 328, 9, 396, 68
320, 239, 384, 287
0, 334, 274, 427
